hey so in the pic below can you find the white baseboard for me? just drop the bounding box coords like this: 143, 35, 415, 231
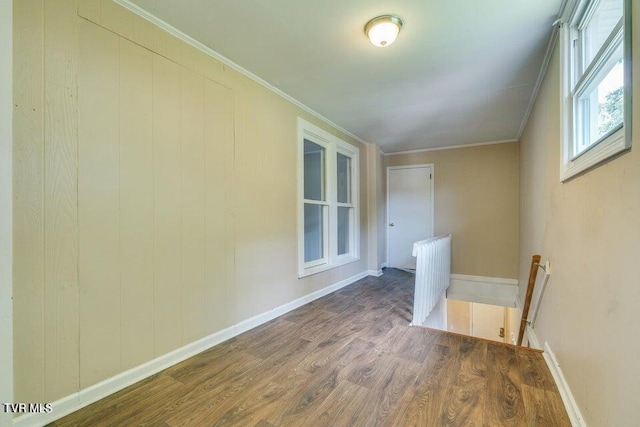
447, 274, 518, 307
13, 270, 371, 427
542, 342, 586, 427
367, 269, 383, 277
515, 283, 583, 425
380, 262, 387, 269
516, 298, 584, 426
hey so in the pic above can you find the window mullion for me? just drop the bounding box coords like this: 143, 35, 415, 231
304, 199, 329, 206
328, 143, 337, 264
572, 18, 623, 96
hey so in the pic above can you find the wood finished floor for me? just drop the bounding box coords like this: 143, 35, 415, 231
50, 269, 570, 426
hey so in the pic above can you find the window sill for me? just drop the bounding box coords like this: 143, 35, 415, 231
560, 127, 629, 181
298, 255, 360, 278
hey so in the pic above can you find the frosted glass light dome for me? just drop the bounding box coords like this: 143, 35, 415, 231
365, 15, 403, 47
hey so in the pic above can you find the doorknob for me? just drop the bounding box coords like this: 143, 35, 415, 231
389, 223, 394, 227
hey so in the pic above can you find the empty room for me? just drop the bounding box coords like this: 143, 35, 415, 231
1, 0, 638, 426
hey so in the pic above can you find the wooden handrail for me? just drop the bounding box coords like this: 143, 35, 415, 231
517, 254, 541, 346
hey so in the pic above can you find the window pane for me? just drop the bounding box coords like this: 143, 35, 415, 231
582, 0, 623, 68
304, 204, 324, 262
337, 153, 351, 203
304, 139, 325, 201
337, 207, 350, 256
576, 48, 624, 152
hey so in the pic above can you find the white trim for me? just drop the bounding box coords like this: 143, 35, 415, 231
297, 118, 360, 278
367, 269, 383, 277
516, 293, 585, 426
382, 139, 518, 156
542, 342, 587, 427
558, 0, 632, 182
517, 20, 562, 140
0, 1, 12, 426
450, 274, 518, 286
380, 262, 387, 269
14, 270, 374, 426
112, 0, 370, 148
447, 274, 519, 307
516, 293, 524, 313
525, 324, 542, 349
386, 164, 435, 269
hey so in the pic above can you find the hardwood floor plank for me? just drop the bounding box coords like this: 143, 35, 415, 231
272, 366, 341, 426
303, 381, 371, 427
51, 374, 185, 427
212, 381, 288, 426
516, 347, 557, 391
484, 342, 527, 426
441, 377, 487, 426
358, 356, 422, 427
393, 344, 458, 426
389, 324, 436, 363
436, 336, 488, 426
456, 337, 488, 383
522, 384, 572, 427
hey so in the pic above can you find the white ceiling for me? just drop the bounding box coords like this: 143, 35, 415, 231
128, 0, 562, 153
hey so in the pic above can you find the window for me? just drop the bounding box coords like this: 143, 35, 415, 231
298, 118, 359, 277
559, 0, 632, 180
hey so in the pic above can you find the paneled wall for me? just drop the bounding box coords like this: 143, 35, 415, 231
13, 0, 369, 403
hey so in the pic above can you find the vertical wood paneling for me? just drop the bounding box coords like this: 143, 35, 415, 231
119, 38, 154, 370
180, 69, 206, 343
77, 0, 100, 24
99, 0, 133, 40
204, 80, 234, 334
153, 54, 183, 356
153, 26, 182, 65
77, 19, 121, 388
42, 0, 80, 401
13, 0, 45, 403
132, 14, 154, 50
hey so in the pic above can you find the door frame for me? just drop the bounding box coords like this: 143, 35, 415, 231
385, 164, 435, 268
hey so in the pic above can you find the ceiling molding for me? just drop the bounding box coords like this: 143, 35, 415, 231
516, 21, 561, 140
112, 0, 371, 147
517, 0, 574, 140
382, 139, 519, 156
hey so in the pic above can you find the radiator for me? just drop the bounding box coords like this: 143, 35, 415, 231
411, 234, 451, 326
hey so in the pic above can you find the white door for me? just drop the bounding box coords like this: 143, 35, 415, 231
470, 302, 506, 342
387, 165, 433, 269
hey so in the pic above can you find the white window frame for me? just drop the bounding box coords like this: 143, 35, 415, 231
559, 0, 632, 181
298, 118, 360, 278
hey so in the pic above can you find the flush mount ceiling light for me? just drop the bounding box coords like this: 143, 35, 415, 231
365, 15, 403, 47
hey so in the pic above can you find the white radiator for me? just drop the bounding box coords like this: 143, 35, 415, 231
411, 234, 451, 326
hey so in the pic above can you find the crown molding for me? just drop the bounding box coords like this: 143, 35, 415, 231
382, 139, 518, 156
517, 0, 576, 140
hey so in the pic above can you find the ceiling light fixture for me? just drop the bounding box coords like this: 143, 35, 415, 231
365, 15, 403, 47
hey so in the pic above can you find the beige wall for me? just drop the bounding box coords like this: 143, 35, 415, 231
385, 142, 520, 278
13, 0, 371, 402
518, 3, 640, 424
1, 0, 13, 424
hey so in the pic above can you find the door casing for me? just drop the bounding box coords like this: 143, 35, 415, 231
385, 164, 434, 269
